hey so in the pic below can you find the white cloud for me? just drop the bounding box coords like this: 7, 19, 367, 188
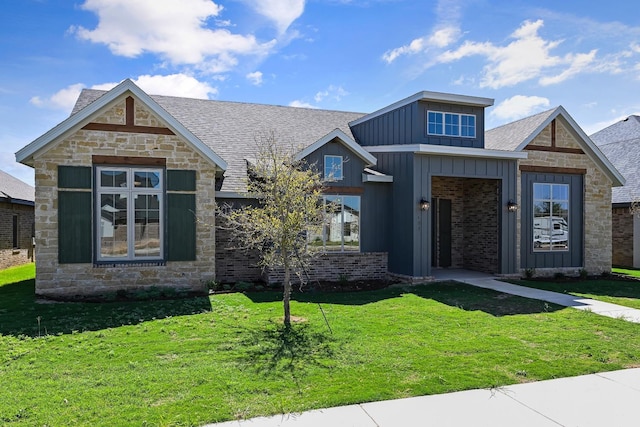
314, 85, 348, 103
30, 74, 218, 112
436, 19, 600, 89
288, 100, 317, 108
249, 0, 305, 34
490, 95, 550, 121
72, 0, 275, 72
246, 71, 264, 86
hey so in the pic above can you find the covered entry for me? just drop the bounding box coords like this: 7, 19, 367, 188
431, 177, 500, 273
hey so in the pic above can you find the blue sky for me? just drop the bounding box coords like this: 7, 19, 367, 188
2, 0, 640, 186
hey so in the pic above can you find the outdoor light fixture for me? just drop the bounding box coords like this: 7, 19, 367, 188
420, 198, 430, 211
507, 200, 519, 212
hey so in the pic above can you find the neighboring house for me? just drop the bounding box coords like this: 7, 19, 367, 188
0, 169, 34, 269
15, 80, 624, 297
590, 115, 640, 267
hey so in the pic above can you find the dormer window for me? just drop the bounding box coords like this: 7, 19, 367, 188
324, 155, 343, 181
427, 111, 476, 138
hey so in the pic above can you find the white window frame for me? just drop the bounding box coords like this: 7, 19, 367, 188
324, 155, 344, 181
95, 166, 164, 262
427, 111, 476, 138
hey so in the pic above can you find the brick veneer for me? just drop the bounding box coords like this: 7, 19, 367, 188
32, 96, 217, 297
0, 203, 34, 269
612, 207, 633, 267
462, 179, 499, 273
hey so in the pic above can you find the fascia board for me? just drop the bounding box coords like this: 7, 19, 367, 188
16, 79, 228, 172
350, 91, 494, 127
295, 128, 377, 166
366, 144, 529, 160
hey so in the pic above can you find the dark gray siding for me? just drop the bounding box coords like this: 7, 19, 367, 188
303, 139, 366, 187
520, 172, 583, 269
351, 101, 485, 148
373, 152, 517, 277
361, 182, 392, 252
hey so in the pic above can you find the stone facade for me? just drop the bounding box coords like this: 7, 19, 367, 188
0, 202, 34, 270
517, 119, 613, 275
612, 207, 633, 267
32, 96, 217, 297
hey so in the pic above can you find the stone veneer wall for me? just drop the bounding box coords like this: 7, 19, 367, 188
517, 119, 613, 274
0, 203, 34, 269
265, 252, 388, 284
612, 207, 633, 267
32, 96, 217, 297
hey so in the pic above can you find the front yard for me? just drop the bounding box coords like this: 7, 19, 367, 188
2, 264, 640, 426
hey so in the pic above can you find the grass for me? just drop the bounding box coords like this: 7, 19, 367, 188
613, 267, 640, 278
514, 275, 640, 310
2, 263, 640, 426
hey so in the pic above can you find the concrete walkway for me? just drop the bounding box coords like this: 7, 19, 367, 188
206, 368, 640, 426
434, 269, 640, 323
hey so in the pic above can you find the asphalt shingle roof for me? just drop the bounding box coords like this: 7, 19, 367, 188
485, 108, 557, 151
0, 169, 34, 204
591, 116, 640, 204
73, 90, 365, 192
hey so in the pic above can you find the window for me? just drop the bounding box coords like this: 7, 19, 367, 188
533, 183, 569, 251
427, 111, 476, 138
96, 167, 163, 261
308, 196, 360, 251
324, 155, 343, 181
12, 214, 18, 249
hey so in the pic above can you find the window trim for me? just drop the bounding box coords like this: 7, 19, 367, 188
532, 183, 570, 252
427, 111, 476, 138
324, 155, 344, 181
95, 166, 165, 263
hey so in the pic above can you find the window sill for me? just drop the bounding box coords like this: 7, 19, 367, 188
94, 260, 166, 268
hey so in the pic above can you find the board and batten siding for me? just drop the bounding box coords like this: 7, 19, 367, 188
374, 152, 518, 278
351, 101, 485, 149
303, 139, 366, 187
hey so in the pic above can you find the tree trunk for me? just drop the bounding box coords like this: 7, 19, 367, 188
283, 263, 291, 327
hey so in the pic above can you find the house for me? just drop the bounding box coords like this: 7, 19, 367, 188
0, 169, 34, 269
590, 115, 640, 268
15, 80, 623, 297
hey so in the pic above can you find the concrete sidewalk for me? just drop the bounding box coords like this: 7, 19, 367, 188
207, 368, 640, 426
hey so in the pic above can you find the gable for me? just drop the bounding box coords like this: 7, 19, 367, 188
524, 117, 584, 154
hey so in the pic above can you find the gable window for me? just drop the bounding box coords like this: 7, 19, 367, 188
324, 155, 343, 181
96, 167, 164, 261
308, 195, 360, 252
533, 183, 569, 252
427, 111, 476, 138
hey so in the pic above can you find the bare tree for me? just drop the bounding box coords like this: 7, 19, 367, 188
218, 131, 325, 327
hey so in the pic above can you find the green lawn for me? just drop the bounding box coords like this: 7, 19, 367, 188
515, 276, 640, 310
2, 264, 640, 426
613, 267, 640, 278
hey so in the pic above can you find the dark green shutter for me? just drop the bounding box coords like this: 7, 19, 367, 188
58, 191, 92, 263
167, 170, 196, 191
167, 193, 196, 261
58, 166, 92, 189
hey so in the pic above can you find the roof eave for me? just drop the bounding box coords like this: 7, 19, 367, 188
295, 128, 378, 166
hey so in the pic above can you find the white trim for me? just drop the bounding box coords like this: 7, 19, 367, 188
362, 173, 393, 183
16, 79, 228, 171
324, 154, 344, 181
515, 106, 625, 187
366, 144, 529, 160
350, 91, 494, 127
294, 128, 377, 166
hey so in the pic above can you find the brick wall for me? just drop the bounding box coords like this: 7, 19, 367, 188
0, 203, 34, 269
612, 207, 633, 267
463, 179, 499, 273
264, 252, 388, 283
32, 95, 217, 297
215, 219, 263, 283
431, 177, 464, 268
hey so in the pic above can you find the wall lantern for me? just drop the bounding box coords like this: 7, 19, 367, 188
420, 198, 431, 211
507, 200, 519, 212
